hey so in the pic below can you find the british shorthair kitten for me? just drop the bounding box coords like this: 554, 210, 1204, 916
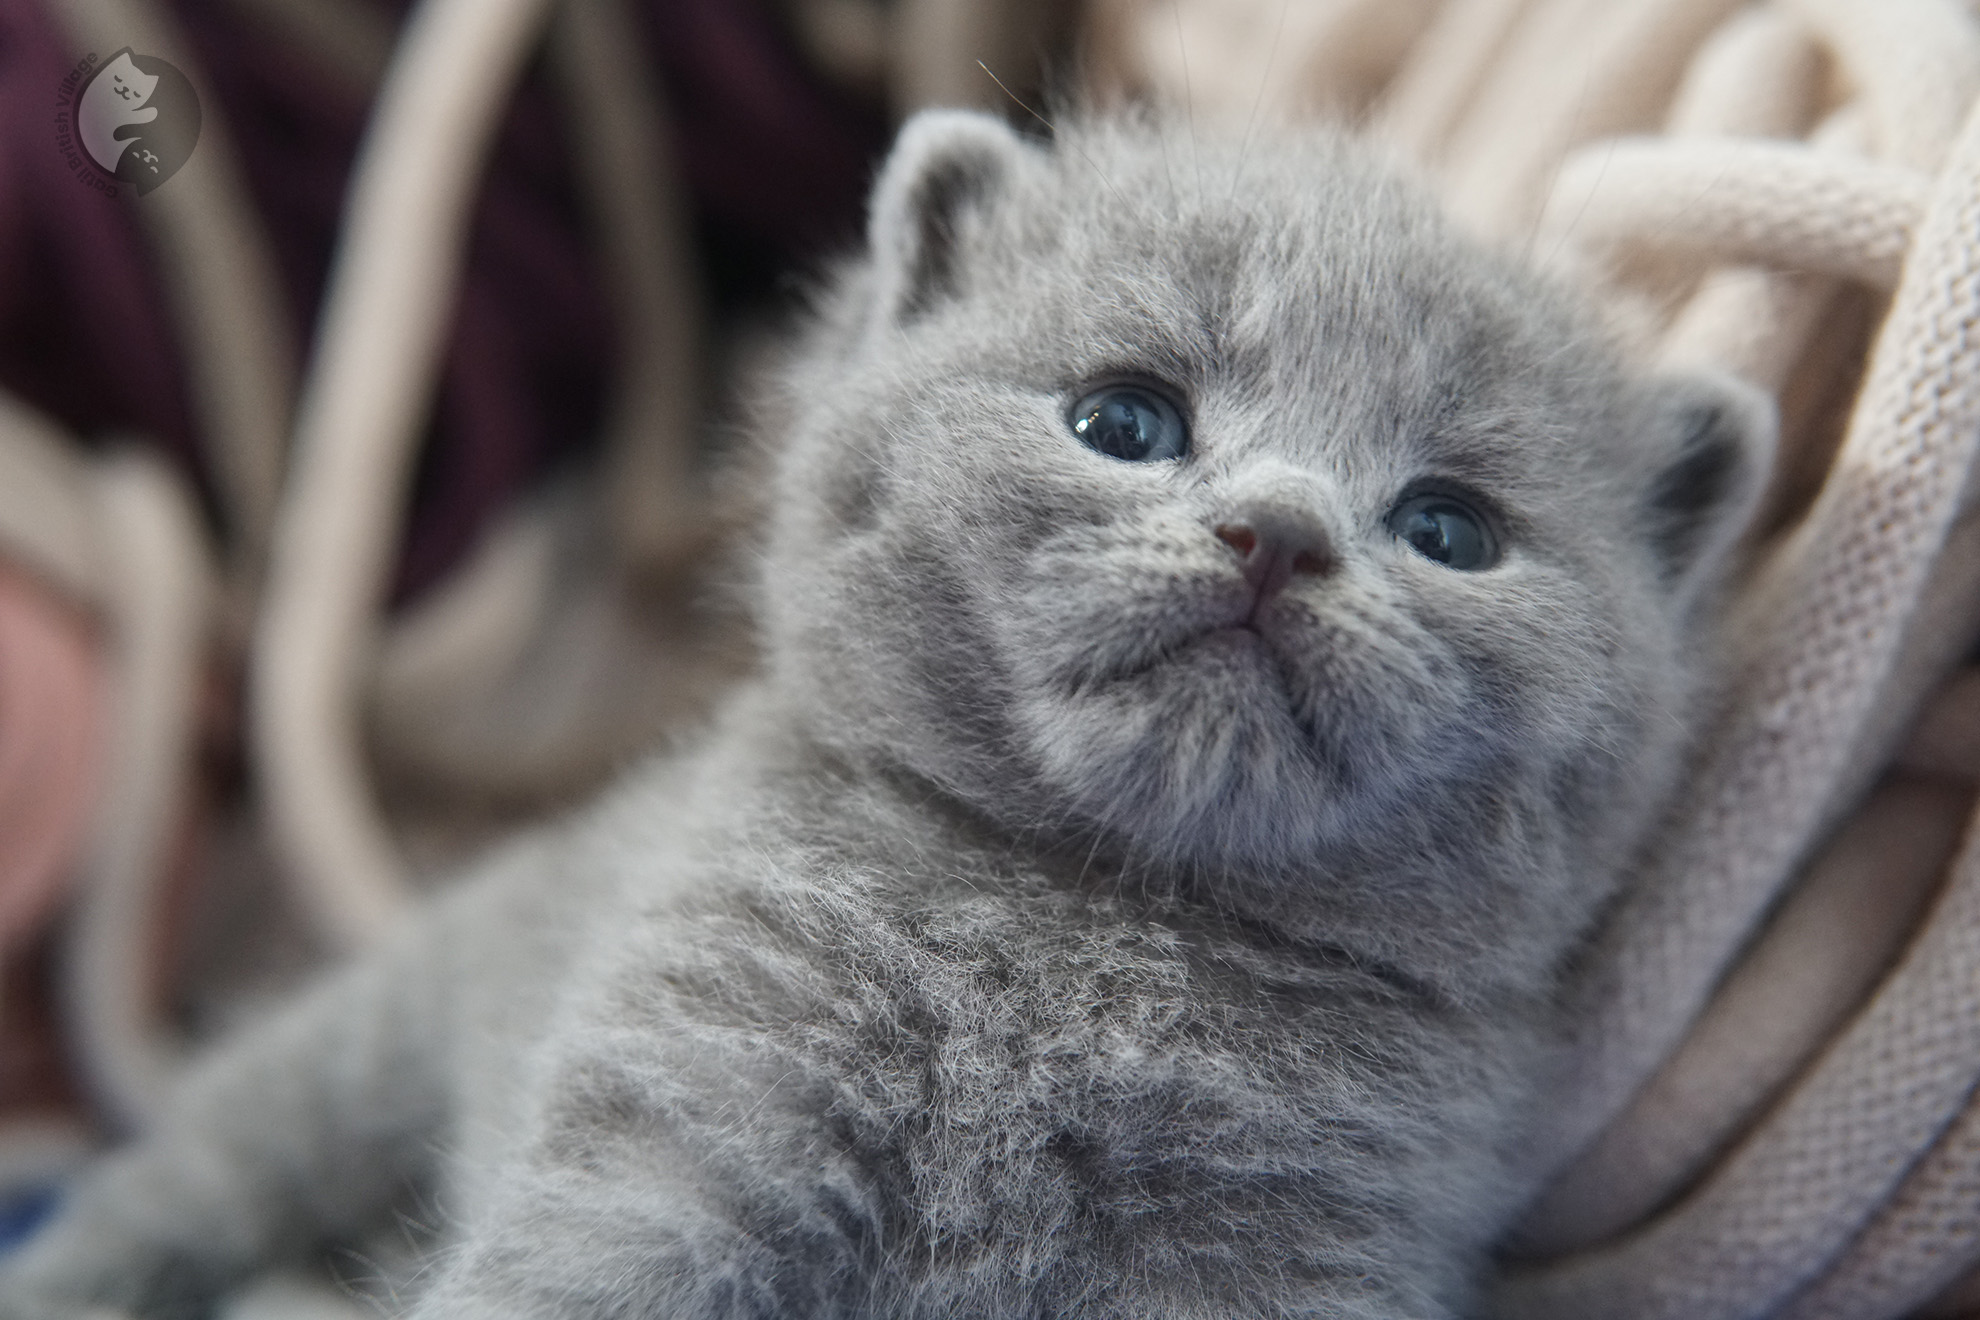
3, 111, 1771, 1319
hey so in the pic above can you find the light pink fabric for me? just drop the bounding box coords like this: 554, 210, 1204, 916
0, 562, 102, 953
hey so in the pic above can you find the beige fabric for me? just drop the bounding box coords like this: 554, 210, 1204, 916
251, 0, 559, 950
1436, 0, 1750, 237
49, 0, 296, 590
1654, 110, 1863, 391
1104, 0, 1439, 124
0, 396, 108, 608
1526, 75, 1976, 1148
1094, 1, 1980, 1315
0, 393, 214, 1132
1664, 7, 1820, 140
1501, 807, 1980, 1318
1658, 42, 1840, 393
1774, 1083, 1980, 1320
1514, 91, 1980, 1316
1508, 773, 1971, 1258
64, 454, 213, 1130
365, 491, 743, 803
1537, 141, 1927, 290
1780, 0, 1980, 172
549, 0, 710, 581
1374, 0, 1534, 163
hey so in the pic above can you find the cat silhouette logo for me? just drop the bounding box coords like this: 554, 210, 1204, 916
74, 49, 200, 195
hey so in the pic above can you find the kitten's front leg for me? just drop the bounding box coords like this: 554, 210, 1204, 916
0, 930, 456, 1320
395, 994, 897, 1320
0, 832, 594, 1320
0, 829, 593, 1320
401, 1104, 887, 1316
0, 1008, 435, 1319
401, 1200, 868, 1320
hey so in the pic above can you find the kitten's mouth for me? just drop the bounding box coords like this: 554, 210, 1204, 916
1148, 617, 1287, 683
1032, 576, 1308, 702
1193, 622, 1270, 661
1070, 595, 1290, 693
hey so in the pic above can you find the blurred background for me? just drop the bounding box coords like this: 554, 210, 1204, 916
4, 2, 1980, 1316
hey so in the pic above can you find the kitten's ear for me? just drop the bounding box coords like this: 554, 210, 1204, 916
1639, 370, 1777, 600
867, 109, 1029, 326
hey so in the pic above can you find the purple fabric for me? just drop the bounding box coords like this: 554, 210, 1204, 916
640, 0, 885, 258
0, 0, 201, 482
0, 0, 886, 600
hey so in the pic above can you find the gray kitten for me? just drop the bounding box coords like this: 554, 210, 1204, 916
3, 111, 1772, 1320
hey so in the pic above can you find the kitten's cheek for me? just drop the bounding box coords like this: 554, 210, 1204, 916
993, 590, 1136, 702
1009, 676, 1189, 814
819, 447, 886, 532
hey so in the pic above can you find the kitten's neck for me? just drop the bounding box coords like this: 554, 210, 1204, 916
708, 683, 1587, 1006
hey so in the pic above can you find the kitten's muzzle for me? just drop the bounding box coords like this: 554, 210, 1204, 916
1214, 511, 1334, 622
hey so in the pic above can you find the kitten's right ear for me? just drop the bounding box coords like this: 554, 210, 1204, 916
866, 110, 1029, 327
1639, 369, 1777, 605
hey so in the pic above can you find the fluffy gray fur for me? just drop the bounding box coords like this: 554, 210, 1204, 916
2, 112, 1773, 1320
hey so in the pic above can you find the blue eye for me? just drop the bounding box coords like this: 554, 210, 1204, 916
1069, 386, 1189, 462
1387, 494, 1498, 570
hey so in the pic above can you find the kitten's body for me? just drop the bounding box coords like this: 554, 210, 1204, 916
3, 115, 1770, 1319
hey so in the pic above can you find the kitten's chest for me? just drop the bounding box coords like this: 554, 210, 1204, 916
836, 897, 1455, 1232
620, 872, 1510, 1303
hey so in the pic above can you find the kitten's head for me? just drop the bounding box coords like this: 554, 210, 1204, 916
760, 111, 1770, 910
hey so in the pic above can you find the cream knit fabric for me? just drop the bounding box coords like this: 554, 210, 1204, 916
1099, 1, 1980, 1316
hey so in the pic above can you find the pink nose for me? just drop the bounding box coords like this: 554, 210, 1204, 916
1214, 515, 1333, 602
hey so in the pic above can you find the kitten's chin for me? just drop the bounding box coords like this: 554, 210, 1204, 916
992, 578, 1488, 868
1011, 631, 1356, 868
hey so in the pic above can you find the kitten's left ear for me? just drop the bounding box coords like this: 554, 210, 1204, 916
1639, 370, 1777, 601
867, 109, 1031, 327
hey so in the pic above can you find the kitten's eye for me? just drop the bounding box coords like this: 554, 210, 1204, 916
1386, 494, 1499, 570
1068, 386, 1189, 462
